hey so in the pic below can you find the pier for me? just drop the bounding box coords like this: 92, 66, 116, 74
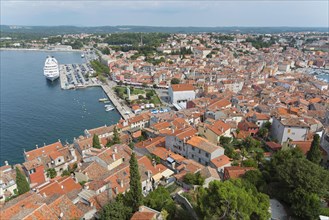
101, 82, 135, 120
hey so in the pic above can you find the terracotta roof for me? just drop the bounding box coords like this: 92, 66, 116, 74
39, 177, 82, 197
23, 203, 58, 220
171, 84, 195, 92
135, 136, 165, 149
48, 195, 83, 220
266, 142, 282, 151
187, 136, 223, 153
172, 127, 198, 140
206, 120, 231, 136
280, 118, 310, 128
224, 166, 255, 180
131, 208, 158, 220
24, 141, 64, 161
290, 141, 312, 155
208, 98, 231, 110
211, 155, 231, 168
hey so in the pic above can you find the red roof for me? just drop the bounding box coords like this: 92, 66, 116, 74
171, 84, 195, 92
224, 166, 255, 180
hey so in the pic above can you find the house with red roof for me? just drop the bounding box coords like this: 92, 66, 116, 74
168, 84, 196, 109
223, 166, 255, 180
23, 141, 78, 182
198, 119, 232, 145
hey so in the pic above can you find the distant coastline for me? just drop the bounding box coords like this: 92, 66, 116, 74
0, 47, 82, 52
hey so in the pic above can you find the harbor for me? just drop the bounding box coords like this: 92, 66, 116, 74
101, 82, 135, 120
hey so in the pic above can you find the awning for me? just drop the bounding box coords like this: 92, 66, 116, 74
152, 173, 162, 182
162, 169, 175, 178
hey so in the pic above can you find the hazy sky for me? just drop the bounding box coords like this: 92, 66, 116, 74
1, 1, 328, 27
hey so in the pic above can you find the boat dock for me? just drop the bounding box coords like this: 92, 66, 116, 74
101, 83, 135, 120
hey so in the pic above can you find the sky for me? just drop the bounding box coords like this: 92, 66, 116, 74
1, 1, 328, 27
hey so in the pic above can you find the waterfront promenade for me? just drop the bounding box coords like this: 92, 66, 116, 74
102, 80, 135, 120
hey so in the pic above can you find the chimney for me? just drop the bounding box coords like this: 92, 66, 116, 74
58, 139, 61, 143
115, 187, 119, 194
112, 153, 116, 161
59, 212, 63, 219
36, 145, 38, 149
43, 192, 47, 197
114, 147, 118, 153
61, 185, 64, 189
120, 179, 124, 188
4, 161, 8, 166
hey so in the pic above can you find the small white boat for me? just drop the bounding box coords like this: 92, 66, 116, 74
99, 98, 108, 102
106, 106, 115, 111
105, 104, 113, 108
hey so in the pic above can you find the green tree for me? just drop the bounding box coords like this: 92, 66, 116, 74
257, 127, 269, 139
307, 134, 322, 164
241, 158, 258, 168
195, 179, 270, 220
183, 172, 205, 185
146, 91, 153, 100
127, 152, 143, 212
243, 170, 266, 192
61, 170, 71, 177
128, 142, 135, 150
219, 136, 232, 145
170, 78, 180, 84
100, 199, 132, 220
242, 136, 261, 150
112, 126, 121, 145
268, 148, 329, 219
289, 188, 321, 220
264, 121, 271, 130
46, 168, 57, 179
15, 167, 30, 195
92, 134, 101, 149
144, 187, 176, 219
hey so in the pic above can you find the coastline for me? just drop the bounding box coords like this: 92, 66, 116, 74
0, 47, 82, 52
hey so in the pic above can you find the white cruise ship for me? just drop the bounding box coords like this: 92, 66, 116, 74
43, 56, 59, 81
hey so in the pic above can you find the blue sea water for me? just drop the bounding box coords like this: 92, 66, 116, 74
0, 50, 121, 165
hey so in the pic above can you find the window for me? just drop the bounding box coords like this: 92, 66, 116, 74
199, 149, 201, 154
192, 147, 195, 151
205, 162, 209, 166
287, 129, 291, 133
191, 154, 194, 158
58, 159, 61, 163
198, 158, 201, 163
205, 153, 209, 158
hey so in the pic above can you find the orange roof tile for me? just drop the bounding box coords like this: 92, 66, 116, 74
25, 141, 64, 161
171, 84, 195, 92
211, 155, 231, 168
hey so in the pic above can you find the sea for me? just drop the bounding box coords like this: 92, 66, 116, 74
0, 50, 121, 165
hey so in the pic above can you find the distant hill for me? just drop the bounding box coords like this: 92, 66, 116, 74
1, 25, 328, 37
